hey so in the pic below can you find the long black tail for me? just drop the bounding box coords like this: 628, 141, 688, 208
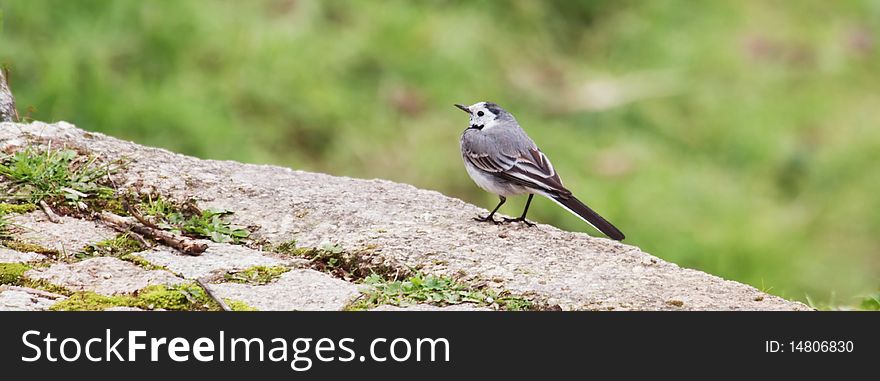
550, 195, 625, 241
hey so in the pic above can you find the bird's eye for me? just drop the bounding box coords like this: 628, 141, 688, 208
477, 111, 485, 117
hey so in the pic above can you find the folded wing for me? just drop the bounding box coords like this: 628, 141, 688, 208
464, 146, 625, 240
465, 147, 570, 197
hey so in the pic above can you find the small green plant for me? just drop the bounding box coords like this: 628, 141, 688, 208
140, 196, 249, 244
321, 242, 343, 254
759, 279, 774, 294
350, 273, 532, 311
223, 266, 289, 285
272, 239, 298, 254
803, 291, 880, 311
0, 145, 118, 205
860, 294, 880, 311
139, 194, 176, 217
77, 234, 144, 260
75, 234, 166, 270
275, 241, 398, 281
174, 208, 250, 243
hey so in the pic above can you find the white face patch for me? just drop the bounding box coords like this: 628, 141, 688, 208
467, 102, 500, 131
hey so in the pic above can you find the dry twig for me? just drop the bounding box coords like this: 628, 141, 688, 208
38, 200, 62, 223
197, 278, 231, 311
126, 230, 152, 249
97, 211, 207, 255
125, 201, 160, 229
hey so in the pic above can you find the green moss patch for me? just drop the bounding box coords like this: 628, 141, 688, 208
0, 203, 37, 214
226, 299, 259, 311
223, 266, 289, 285
51, 283, 221, 311
0, 263, 71, 297
135, 283, 216, 310
118, 254, 167, 271
0, 240, 60, 256
0, 262, 32, 285
49, 292, 131, 311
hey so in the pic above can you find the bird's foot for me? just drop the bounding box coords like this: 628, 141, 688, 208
502, 217, 536, 227
474, 214, 501, 225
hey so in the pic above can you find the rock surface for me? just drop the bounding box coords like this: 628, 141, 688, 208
138, 244, 300, 279
8, 212, 117, 255
209, 269, 361, 311
0, 69, 16, 122
0, 287, 65, 311
0, 247, 45, 263
24, 257, 184, 295
0, 121, 812, 310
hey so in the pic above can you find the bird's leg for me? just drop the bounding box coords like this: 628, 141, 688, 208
474, 196, 505, 224
503, 194, 536, 227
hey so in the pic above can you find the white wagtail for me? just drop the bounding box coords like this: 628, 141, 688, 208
455, 101, 625, 241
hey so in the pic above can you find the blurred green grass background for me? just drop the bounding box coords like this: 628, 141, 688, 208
1, 0, 878, 307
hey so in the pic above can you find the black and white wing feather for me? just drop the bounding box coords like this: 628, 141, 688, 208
464, 147, 569, 197
465, 147, 625, 240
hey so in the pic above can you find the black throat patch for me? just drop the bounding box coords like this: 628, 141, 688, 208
468, 124, 484, 130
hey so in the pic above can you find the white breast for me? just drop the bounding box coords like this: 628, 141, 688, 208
463, 160, 530, 197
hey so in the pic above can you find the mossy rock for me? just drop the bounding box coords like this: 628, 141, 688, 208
50, 283, 221, 311
0, 262, 32, 285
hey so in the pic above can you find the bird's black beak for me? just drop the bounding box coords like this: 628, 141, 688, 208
454, 104, 471, 114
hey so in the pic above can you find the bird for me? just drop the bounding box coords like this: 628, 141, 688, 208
455, 101, 625, 241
